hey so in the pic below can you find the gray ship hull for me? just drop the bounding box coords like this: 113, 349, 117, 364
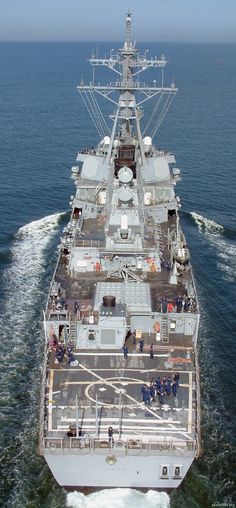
45, 451, 194, 489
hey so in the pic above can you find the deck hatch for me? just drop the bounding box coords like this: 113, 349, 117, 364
95, 281, 151, 312
100, 329, 116, 344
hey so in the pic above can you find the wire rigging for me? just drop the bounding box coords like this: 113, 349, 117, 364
78, 90, 103, 139
143, 91, 163, 136
151, 92, 175, 139
89, 91, 109, 135
87, 91, 106, 138
78, 89, 110, 140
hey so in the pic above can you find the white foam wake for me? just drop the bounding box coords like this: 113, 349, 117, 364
66, 489, 170, 508
0, 212, 66, 502
4, 212, 65, 317
191, 212, 236, 282
16, 211, 65, 238
191, 212, 224, 233
0, 211, 65, 369
211, 237, 236, 282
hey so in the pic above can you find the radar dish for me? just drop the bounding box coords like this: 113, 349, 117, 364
118, 166, 133, 184
118, 188, 133, 202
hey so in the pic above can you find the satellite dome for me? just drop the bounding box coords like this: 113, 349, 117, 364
118, 188, 133, 202
118, 166, 133, 184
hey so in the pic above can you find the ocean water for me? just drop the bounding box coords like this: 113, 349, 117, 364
0, 41, 236, 508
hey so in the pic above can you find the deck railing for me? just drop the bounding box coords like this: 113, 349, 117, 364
195, 347, 202, 457
39, 324, 49, 455
43, 436, 195, 456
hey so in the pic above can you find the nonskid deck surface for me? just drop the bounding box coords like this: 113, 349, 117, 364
47, 217, 195, 318
46, 347, 196, 446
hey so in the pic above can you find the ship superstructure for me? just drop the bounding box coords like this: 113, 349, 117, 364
40, 14, 201, 489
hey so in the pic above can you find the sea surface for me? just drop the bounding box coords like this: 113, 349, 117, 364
0, 41, 235, 508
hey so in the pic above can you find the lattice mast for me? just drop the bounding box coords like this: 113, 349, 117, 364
77, 13, 177, 159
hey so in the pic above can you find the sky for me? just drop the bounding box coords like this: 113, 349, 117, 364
0, 0, 235, 42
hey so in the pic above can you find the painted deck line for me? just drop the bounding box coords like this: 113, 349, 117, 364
51, 368, 192, 374
53, 404, 187, 410
80, 362, 174, 424
48, 370, 54, 432
79, 362, 192, 441
62, 380, 190, 387
73, 352, 170, 357
188, 371, 193, 434
58, 416, 182, 424
56, 425, 188, 433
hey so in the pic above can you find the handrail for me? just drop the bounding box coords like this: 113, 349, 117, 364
195, 347, 202, 457
38, 315, 49, 455
43, 436, 196, 456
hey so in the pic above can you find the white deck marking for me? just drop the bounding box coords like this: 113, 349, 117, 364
188, 371, 193, 433
56, 425, 187, 432
59, 416, 182, 424
79, 363, 191, 438
48, 369, 54, 431
65, 380, 157, 385
51, 367, 194, 440
74, 352, 169, 357
54, 368, 192, 373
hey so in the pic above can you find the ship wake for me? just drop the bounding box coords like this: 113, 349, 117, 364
190, 211, 236, 282
0, 212, 65, 505
190, 211, 224, 233
66, 489, 170, 508
1, 211, 65, 366
16, 211, 66, 238
4, 212, 65, 321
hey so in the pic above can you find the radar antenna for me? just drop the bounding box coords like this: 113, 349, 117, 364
125, 10, 132, 50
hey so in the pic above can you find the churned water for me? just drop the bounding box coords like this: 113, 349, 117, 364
0, 41, 235, 508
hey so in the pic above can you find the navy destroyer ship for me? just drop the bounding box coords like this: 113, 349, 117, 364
39, 13, 201, 490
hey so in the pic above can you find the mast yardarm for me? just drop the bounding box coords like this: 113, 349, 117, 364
77, 14, 178, 151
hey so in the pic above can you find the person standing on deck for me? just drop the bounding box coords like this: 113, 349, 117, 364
123, 344, 128, 359
149, 343, 154, 359
139, 338, 144, 353
159, 385, 165, 404
150, 381, 155, 401
172, 381, 177, 397
162, 297, 167, 313
108, 426, 114, 446
74, 299, 79, 315
174, 372, 180, 386
141, 384, 147, 402
146, 387, 151, 406
165, 379, 171, 396
155, 376, 161, 391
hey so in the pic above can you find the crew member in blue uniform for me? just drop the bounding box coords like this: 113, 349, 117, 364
172, 381, 177, 397
123, 344, 128, 359
139, 338, 144, 353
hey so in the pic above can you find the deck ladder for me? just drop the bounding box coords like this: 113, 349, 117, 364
69, 321, 78, 342
154, 224, 164, 255
93, 181, 106, 201
161, 316, 169, 343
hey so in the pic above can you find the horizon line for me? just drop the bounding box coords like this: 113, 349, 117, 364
0, 39, 235, 45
